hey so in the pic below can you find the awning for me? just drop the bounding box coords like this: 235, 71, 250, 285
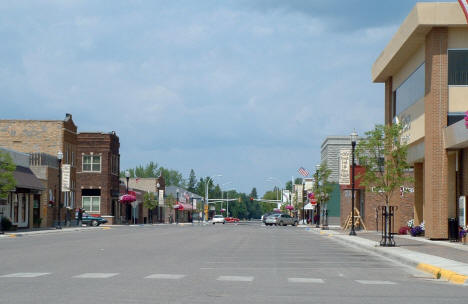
13, 166, 45, 191
175, 203, 193, 211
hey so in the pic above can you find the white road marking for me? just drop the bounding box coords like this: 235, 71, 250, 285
356, 280, 397, 285
0, 273, 50, 278
217, 276, 254, 282
288, 278, 324, 283
145, 274, 186, 279
73, 273, 119, 279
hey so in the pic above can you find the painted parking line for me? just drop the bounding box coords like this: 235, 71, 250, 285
73, 273, 119, 279
288, 278, 324, 283
0, 272, 50, 278
217, 276, 254, 282
145, 274, 186, 279
355, 280, 397, 285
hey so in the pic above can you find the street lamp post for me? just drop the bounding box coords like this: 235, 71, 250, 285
56, 151, 63, 229
315, 164, 320, 228
191, 194, 194, 225
125, 170, 130, 224
176, 189, 179, 224
350, 130, 358, 236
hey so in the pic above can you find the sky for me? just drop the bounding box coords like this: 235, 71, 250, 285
0, 0, 452, 195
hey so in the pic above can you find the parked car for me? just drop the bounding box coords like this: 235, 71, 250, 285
225, 217, 240, 223
212, 215, 225, 224
261, 211, 281, 224
264, 213, 282, 226
82, 213, 108, 226
275, 214, 298, 226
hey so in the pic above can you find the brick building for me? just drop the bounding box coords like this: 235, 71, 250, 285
0, 114, 78, 226
372, 2, 468, 239
76, 132, 120, 224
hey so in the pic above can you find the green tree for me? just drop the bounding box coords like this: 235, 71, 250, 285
187, 169, 196, 192
143, 192, 158, 224
356, 123, 413, 245
249, 187, 258, 199
356, 123, 413, 208
314, 162, 333, 224
0, 150, 16, 200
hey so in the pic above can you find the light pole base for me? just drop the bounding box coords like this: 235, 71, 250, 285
349, 229, 356, 236
56, 226, 62, 230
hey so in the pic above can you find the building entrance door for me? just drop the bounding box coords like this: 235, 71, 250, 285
33, 195, 41, 228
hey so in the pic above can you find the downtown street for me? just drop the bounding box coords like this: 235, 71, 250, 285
1, 223, 467, 304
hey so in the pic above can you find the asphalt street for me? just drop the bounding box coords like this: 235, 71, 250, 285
0, 223, 467, 304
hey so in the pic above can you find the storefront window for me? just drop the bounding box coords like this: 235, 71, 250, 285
448, 49, 468, 85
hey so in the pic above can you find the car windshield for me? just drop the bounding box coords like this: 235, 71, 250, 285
214, 215, 223, 218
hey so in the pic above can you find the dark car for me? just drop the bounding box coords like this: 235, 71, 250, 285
81, 213, 108, 226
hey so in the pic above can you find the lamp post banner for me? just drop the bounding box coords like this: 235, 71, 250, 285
459, 0, 468, 23
339, 149, 351, 185
61, 164, 71, 192
159, 190, 164, 206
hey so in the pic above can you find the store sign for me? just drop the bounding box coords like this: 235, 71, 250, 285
62, 164, 71, 192
158, 190, 165, 206
282, 190, 290, 203
339, 149, 351, 185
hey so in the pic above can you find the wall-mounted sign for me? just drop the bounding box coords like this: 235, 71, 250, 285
339, 149, 351, 185
62, 164, 71, 192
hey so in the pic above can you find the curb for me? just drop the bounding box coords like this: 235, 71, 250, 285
416, 263, 468, 285
308, 228, 468, 286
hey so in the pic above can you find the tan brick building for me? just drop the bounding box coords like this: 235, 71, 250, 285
372, 3, 468, 239
0, 114, 78, 227
76, 132, 120, 224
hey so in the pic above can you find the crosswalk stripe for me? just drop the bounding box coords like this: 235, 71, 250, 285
288, 278, 324, 283
73, 273, 119, 278
0, 272, 50, 278
356, 280, 397, 285
217, 276, 254, 282
145, 274, 186, 279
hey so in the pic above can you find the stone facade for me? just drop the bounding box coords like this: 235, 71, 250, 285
0, 114, 77, 227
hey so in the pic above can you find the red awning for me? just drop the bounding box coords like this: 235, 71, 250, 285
175, 203, 193, 211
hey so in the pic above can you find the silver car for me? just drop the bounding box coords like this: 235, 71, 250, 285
275, 214, 298, 226
264, 214, 281, 226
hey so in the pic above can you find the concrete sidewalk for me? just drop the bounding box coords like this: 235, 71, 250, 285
0, 226, 108, 238
306, 227, 468, 285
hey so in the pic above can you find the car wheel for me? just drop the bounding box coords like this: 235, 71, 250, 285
223, 221, 225, 224
279, 221, 284, 226
293, 221, 297, 226
91, 220, 98, 227
213, 222, 215, 225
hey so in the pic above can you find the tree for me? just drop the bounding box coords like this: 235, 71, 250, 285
314, 162, 333, 226
187, 169, 196, 192
0, 150, 16, 200
249, 188, 258, 199
356, 123, 413, 245
143, 192, 158, 223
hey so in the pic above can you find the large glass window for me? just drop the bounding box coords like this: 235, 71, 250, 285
448, 50, 468, 85
393, 63, 425, 116
82, 155, 101, 172
82, 196, 100, 213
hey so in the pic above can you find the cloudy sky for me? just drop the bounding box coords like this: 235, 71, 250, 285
0, 0, 450, 195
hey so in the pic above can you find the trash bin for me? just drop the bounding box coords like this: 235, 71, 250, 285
448, 218, 459, 242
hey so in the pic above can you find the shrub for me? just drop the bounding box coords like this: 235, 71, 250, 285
398, 226, 410, 235
1, 217, 12, 231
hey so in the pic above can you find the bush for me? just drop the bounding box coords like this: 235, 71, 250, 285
1, 217, 12, 231
398, 226, 410, 235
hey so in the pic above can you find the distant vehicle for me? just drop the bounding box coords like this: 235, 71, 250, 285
212, 215, 225, 224
276, 214, 298, 226
81, 213, 108, 226
225, 217, 239, 223
264, 214, 282, 226
262, 211, 281, 224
